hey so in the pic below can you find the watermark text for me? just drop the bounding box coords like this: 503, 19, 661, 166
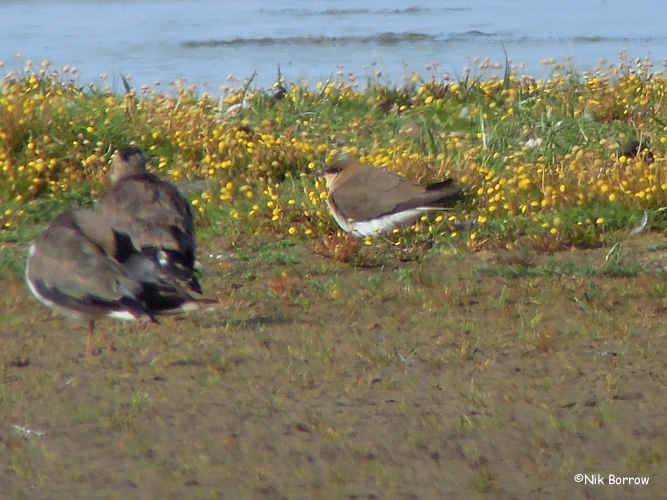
573, 474, 649, 486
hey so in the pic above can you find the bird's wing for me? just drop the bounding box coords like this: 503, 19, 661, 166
332, 169, 427, 220
26, 225, 146, 318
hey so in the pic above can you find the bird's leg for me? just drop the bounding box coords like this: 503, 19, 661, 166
86, 320, 95, 360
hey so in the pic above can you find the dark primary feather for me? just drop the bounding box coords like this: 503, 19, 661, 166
392, 181, 463, 215
425, 179, 454, 191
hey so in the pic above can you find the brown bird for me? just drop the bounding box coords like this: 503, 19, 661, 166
97, 147, 201, 293
617, 140, 653, 163
25, 209, 204, 359
321, 158, 463, 237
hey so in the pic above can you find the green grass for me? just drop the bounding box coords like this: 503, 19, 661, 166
477, 259, 643, 279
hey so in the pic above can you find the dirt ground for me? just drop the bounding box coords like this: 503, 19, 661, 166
1, 233, 666, 499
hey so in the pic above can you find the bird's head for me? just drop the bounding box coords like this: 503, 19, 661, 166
321, 158, 357, 188
110, 147, 147, 183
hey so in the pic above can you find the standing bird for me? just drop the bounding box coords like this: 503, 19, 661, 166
321, 158, 463, 237
25, 209, 202, 359
97, 147, 201, 293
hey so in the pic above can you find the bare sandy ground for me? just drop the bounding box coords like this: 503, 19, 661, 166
1, 234, 665, 499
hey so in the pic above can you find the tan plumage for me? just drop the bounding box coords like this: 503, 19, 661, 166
322, 158, 463, 237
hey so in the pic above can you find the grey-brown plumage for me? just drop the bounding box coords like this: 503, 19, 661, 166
322, 158, 463, 237
97, 147, 201, 293
25, 209, 204, 359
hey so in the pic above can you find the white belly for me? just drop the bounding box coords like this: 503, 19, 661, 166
332, 208, 427, 237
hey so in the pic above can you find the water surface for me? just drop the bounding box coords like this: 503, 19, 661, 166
1, 0, 665, 93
